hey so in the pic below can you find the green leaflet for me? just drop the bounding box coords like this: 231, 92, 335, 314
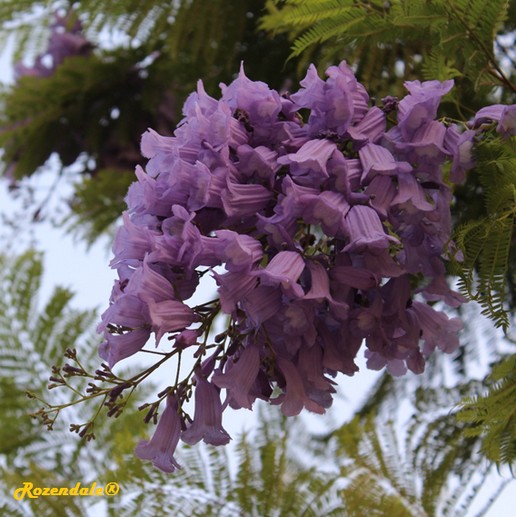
452, 135, 516, 330
0, 1, 238, 66
457, 354, 516, 469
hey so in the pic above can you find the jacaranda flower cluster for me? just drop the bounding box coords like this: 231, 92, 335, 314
14, 10, 92, 80
97, 61, 511, 472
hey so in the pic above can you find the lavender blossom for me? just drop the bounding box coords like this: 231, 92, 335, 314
397, 79, 453, 138
15, 11, 92, 80
181, 375, 231, 446
212, 343, 261, 409
469, 104, 516, 137
444, 125, 476, 184
344, 205, 399, 253
135, 395, 182, 473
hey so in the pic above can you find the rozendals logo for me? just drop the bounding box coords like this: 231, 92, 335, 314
13, 481, 120, 500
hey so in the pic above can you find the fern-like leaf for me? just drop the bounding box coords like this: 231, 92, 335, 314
457, 354, 516, 468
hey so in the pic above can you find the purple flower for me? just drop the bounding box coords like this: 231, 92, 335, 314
177, 80, 245, 151
110, 212, 157, 268
319, 323, 361, 375
214, 270, 258, 314
330, 265, 378, 290
412, 301, 463, 354
444, 125, 476, 184
347, 106, 386, 145
393, 173, 434, 212
212, 230, 263, 272
277, 139, 337, 186
292, 61, 368, 136
181, 375, 231, 446
98, 293, 149, 333
147, 298, 198, 344
397, 79, 454, 138
359, 143, 411, 183
99, 328, 151, 368
470, 104, 516, 137
495, 105, 516, 137
221, 179, 273, 218
282, 302, 317, 348
303, 191, 350, 237
400, 120, 448, 165
212, 343, 261, 409
257, 251, 305, 298
331, 155, 362, 195
290, 64, 326, 113
173, 329, 202, 349
148, 206, 204, 269
274, 176, 320, 222
47, 30, 92, 66
124, 258, 174, 303
135, 395, 182, 473
237, 144, 279, 185
364, 175, 396, 219
98, 293, 152, 367
273, 356, 327, 416
344, 205, 399, 253
365, 350, 410, 377
14, 11, 92, 80
141, 128, 178, 166
324, 62, 369, 132
220, 63, 283, 127
242, 285, 283, 327
303, 260, 331, 301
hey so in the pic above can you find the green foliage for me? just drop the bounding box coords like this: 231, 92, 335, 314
0, 0, 57, 63
333, 384, 511, 517
452, 135, 516, 329
261, 0, 515, 102
457, 354, 516, 468
231, 412, 342, 517
0, 250, 96, 514
0, 50, 160, 179
0, 43, 191, 239
0, 250, 152, 515
0, 250, 96, 388
340, 314, 515, 516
